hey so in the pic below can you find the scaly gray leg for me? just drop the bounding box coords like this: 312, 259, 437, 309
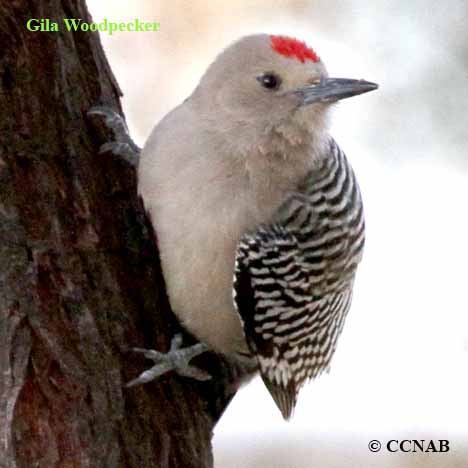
126, 334, 211, 387
87, 106, 141, 166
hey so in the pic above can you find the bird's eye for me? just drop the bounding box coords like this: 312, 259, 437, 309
257, 73, 281, 90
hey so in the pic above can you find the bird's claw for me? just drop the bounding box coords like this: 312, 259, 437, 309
126, 334, 211, 387
87, 106, 141, 166
87, 106, 129, 130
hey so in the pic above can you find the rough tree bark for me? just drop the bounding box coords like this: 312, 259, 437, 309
0, 1, 241, 467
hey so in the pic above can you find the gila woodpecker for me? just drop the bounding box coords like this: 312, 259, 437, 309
125, 34, 377, 419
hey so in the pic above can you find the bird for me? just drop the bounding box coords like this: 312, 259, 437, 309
115, 34, 377, 419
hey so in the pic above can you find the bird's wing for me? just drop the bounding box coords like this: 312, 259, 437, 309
233, 194, 353, 420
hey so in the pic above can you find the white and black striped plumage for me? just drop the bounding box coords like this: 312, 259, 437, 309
233, 138, 365, 419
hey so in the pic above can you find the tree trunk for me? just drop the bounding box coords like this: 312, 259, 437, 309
0, 2, 240, 467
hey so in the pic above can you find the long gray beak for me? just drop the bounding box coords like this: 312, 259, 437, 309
296, 78, 378, 105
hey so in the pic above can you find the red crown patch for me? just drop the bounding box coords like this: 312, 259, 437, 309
270, 35, 320, 63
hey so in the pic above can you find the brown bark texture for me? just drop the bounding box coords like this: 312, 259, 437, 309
0, 1, 241, 467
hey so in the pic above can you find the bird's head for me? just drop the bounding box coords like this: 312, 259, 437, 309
195, 34, 377, 153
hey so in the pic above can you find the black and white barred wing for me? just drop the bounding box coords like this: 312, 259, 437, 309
233, 140, 363, 419
233, 221, 352, 420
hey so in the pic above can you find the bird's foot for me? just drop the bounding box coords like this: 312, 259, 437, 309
126, 334, 211, 387
87, 106, 141, 166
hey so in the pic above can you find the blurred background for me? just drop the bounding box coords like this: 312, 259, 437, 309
86, 1, 468, 466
